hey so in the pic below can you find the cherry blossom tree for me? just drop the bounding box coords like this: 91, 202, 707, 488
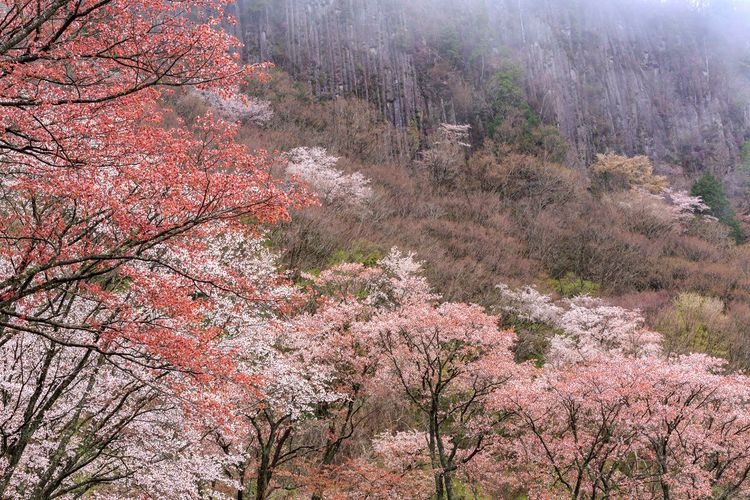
201, 248, 448, 499
0, 227, 300, 498
504, 354, 750, 499
200, 248, 434, 499
551, 296, 663, 365
662, 188, 712, 222
305, 251, 522, 500
373, 300, 517, 500
307, 247, 436, 308
284, 147, 373, 206
495, 282, 750, 497
0, 307, 248, 498
286, 248, 433, 493
504, 359, 644, 499
0, 0, 306, 496
496, 284, 662, 365
283, 301, 379, 473
215, 323, 340, 500
495, 283, 564, 324
193, 89, 274, 125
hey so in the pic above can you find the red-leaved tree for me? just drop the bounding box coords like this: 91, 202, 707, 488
0, 0, 306, 496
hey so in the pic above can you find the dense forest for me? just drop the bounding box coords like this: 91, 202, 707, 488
4, 0, 750, 499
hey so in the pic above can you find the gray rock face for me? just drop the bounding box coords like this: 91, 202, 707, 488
516, 0, 750, 172
234, 0, 750, 172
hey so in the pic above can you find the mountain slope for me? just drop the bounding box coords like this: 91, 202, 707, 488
235, 0, 750, 172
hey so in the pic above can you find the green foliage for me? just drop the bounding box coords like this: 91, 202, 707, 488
548, 272, 601, 298
498, 313, 560, 367
657, 292, 730, 358
728, 219, 744, 244
692, 173, 732, 220
327, 245, 383, 268
741, 139, 750, 173
439, 27, 462, 66
486, 66, 532, 138
485, 67, 567, 162
451, 478, 493, 500
691, 173, 744, 243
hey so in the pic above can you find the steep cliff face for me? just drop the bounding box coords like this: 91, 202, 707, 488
235, 0, 750, 172
235, 0, 427, 132
516, 0, 750, 172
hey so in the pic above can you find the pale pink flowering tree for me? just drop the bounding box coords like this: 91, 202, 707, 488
210, 317, 343, 500
496, 284, 662, 365
97, 406, 242, 499
187, 238, 342, 500
291, 248, 436, 477
495, 283, 564, 323
285, 248, 513, 499
377, 248, 438, 305
194, 89, 274, 125
503, 359, 646, 499
503, 354, 750, 499
373, 300, 518, 500
551, 296, 663, 365
662, 188, 713, 222
0, 328, 239, 499
284, 147, 373, 206
280, 299, 380, 475
0, 226, 299, 498
181, 248, 435, 499
206, 247, 434, 499
308, 247, 437, 309
371, 430, 431, 473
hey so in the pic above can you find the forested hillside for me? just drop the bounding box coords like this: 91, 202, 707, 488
5, 0, 750, 499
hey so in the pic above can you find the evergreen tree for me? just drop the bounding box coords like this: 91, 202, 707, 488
691, 173, 744, 242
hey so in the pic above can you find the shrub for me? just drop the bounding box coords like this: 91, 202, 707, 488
590, 153, 667, 193
548, 272, 601, 297
657, 292, 729, 357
